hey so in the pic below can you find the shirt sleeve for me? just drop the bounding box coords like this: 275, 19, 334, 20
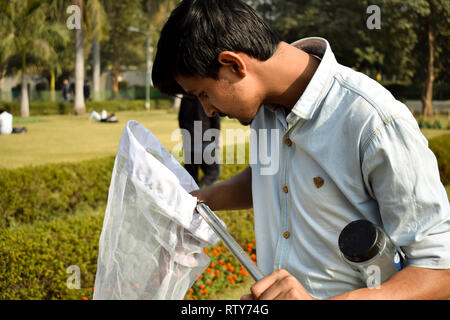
361, 116, 450, 269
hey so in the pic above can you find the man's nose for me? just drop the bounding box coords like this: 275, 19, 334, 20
200, 101, 217, 117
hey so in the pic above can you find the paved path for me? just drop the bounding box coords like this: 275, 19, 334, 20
404, 100, 449, 114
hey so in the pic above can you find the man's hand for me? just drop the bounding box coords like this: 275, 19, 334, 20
240, 266, 450, 300
189, 166, 253, 211
189, 188, 204, 201
240, 269, 316, 300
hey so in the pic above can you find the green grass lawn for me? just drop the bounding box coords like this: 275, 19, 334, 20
415, 113, 450, 139
0, 110, 249, 169
1, 110, 448, 169
420, 128, 450, 140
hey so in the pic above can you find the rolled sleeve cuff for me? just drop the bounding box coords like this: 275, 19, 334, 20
402, 221, 450, 269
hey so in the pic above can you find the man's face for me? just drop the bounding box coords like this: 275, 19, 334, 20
175, 67, 263, 126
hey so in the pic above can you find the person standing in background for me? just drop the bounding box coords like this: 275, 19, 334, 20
62, 79, 71, 102
178, 94, 221, 187
84, 80, 91, 101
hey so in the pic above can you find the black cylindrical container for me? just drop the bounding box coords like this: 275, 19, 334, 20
338, 220, 404, 287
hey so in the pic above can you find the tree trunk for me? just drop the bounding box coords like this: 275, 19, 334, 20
0, 67, 6, 102
111, 66, 119, 98
421, 20, 434, 118
20, 52, 29, 118
50, 69, 56, 102
92, 32, 101, 101
74, 0, 86, 115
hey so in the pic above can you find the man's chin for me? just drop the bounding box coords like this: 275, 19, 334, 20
223, 114, 253, 126
238, 118, 253, 126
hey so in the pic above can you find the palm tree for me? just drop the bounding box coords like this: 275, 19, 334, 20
46, 0, 73, 102
91, 32, 101, 101
2, 0, 67, 117
48, 0, 106, 106
83, 0, 108, 101
73, 0, 85, 115
142, 0, 180, 106
0, 28, 13, 102
46, 41, 71, 102
72, 0, 108, 111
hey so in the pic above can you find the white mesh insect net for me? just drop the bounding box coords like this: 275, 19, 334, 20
93, 120, 222, 300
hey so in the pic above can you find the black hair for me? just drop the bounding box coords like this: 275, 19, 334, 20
152, 0, 281, 96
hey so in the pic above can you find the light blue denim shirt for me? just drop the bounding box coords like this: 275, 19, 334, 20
249, 37, 450, 299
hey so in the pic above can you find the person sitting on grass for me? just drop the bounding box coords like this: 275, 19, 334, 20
88, 110, 118, 123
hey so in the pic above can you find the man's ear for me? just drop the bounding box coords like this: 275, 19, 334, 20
217, 51, 247, 78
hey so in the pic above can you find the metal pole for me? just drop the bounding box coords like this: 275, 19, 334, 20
196, 202, 264, 281
145, 34, 150, 110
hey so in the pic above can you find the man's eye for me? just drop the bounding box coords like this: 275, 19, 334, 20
198, 92, 208, 99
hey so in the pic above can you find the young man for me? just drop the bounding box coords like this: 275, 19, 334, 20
152, 0, 450, 299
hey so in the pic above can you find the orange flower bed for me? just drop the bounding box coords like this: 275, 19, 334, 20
184, 240, 257, 300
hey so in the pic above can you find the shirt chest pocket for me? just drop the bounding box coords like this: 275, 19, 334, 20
287, 149, 354, 220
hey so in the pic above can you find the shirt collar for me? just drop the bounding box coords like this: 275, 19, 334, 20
288, 37, 338, 120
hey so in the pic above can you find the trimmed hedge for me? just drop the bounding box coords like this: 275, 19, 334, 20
417, 118, 446, 130
428, 134, 450, 186
0, 156, 115, 228
0, 205, 254, 300
0, 99, 174, 117
86, 99, 173, 112
0, 160, 254, 300
0, 207, 103, 300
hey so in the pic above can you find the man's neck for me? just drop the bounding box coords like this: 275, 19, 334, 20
259, 41, 321, 111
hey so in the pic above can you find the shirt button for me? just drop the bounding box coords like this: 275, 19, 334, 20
283, 186, 288, 193
283, 231, 290, 239
285, 138, 292, 147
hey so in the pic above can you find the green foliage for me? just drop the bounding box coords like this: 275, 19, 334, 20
0, 101, 71, 116
101, 1, 147, 73
0, 207, 103, 300
0, 156, 115, 228
432, 119, 443, 129
216, 207, 254, 245
429, 134, 450, 185
417, 116, 448, 130
1, 0, 69, 71
85, 99, 173, 112
250, 0, 449, 85
215, 163, 255, 243
0, 204, 253, 300
418, 117, 432, 129
0, 99, 173, 116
